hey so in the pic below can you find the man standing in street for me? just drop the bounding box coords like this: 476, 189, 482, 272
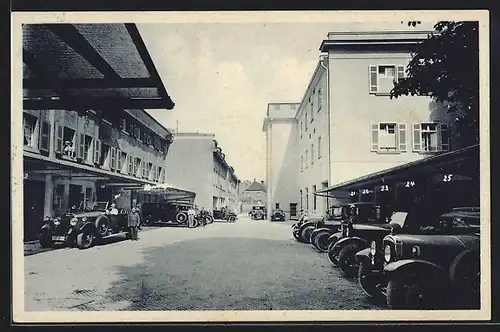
128, 207, 141, 241
187, 205, 196, 228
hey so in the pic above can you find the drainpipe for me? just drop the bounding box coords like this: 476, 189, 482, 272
320, 56, 331, 207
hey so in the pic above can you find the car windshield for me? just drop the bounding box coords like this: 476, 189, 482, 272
441, 213, 480, 228
253, 207, 265, 210
390, 212, 408, 227
92, 202, 109, 211
273, 209, 283, 213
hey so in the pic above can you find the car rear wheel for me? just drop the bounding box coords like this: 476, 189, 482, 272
338, 244, 361, 278
327, 243, 340, 266
38, 229, 54, 248
76, 228, 94, 250
358, 261, 383, 299
95, 216, 109, 237
206, 215, 214, 224
449, 250, 480, 308
175, 212, 188, 224
314, 230, 332, 252
387, 271, 447, 309
300, 226, 315, 244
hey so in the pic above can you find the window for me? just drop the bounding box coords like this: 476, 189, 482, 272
110, 147, 117, 170
305, 188, 309, 210
371, 123, 407, 153
134, 157, 141, 177
92, 139, 101, 164
413, 123, 450, 152
299, 190, 303, 210
304, 113, 308, 130
275, 203, 280, 209
318, 136, 322, 159
300, 155, 303, 171
23, 113, 38, 148
147, 131, 152, 146
128, 155, 134, 175
39, 121, 51, 153
128, 118, 134, 136
300, 121, 303, 137
117, 150, 124, 172
369, 64, 405, 94
305, 150, 308, 167
311, 144, 315, 163
317, 88, 322, 111
312, 185, 317, 211
310, 100, 314, 122
120, 117, 127, 132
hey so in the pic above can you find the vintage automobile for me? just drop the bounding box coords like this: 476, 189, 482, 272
213, 209, 237, 222
360, 207, 480, 309
250, 206, 267, 220
142, 201, 195, 226
292, 214, 325, 243
309, 205, 350, 252
326, 202, 388, 274
270, 209, 286, 221
38, 201, 131, 250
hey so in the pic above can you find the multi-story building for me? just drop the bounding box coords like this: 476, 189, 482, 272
163, 132, 241, 212
264, 24, 458, 217
23, 109, 173, 241
240, 179, 267, 213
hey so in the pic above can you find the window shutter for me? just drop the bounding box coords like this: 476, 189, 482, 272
371, 123, 379, 151
54, 124, 64, 153
396, 65, 405, 82
369, 65, 378, 93
161, 168, 165, 183
412, 124, 421, 152
39, 121, 51, 152
440, 124, 450, 151
128, 155, 133, 175
110, 147, 116, 170
93, 139, 101, 164
116, 150, 122, 171
398, 123, 407, 152
78, 133, 85, 159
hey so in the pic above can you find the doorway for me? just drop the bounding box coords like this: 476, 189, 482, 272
23, 180, 45, 241
69, 184, 83, 209
289, 203, 298, 219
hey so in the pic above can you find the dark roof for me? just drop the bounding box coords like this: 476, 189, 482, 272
243, 180, 267, 193
316, 144, 479, 195
22, 23, 174, 110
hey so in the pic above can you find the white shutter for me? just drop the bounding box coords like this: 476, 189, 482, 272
116, 150, 122, 172
54, 124, 64, 153
93, 139, 101, 164
396, 65, 406, 82
110, 147, 116, 170
371, 123, 379, 151
440, 124, 450, 151
78, 133, 85, 159
128, 155, 134, 175
398, 123, 407, 152
412, 124, 421, 152
369, 65, 378, 93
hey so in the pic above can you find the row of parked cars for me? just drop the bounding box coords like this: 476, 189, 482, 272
292, 202, 481, 310
38, 201, 236, 250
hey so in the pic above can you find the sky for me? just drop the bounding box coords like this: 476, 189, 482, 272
137, 23, 335, 182
137, 21, 437, 182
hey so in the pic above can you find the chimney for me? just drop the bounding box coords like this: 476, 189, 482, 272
253, 178, 256, 182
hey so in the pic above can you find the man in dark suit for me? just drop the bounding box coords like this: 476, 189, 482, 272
127, 207, 141, 241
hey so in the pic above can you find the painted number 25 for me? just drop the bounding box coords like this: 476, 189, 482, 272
443, 174, 453, 182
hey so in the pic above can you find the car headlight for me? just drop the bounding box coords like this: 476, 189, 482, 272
384, 245, 392, 263
70, 217, 78, 226
370, 241, 376, 256
411, 245, 420, 257
82, 217, 87, 222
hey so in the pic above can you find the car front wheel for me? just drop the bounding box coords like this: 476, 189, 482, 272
313, 230, 332, 252
300, 226, 315, 244
76, 229, 95, 250
38, 229, 54, 248
327, 243, 340, 266
338, 244, 361, 278
387, 272, 447, 309
358, 261, 383, 300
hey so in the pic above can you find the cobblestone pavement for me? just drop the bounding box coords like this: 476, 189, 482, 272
24, 216, 386, 311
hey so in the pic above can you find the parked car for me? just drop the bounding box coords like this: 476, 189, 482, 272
250, 206, 266, 220
270, 209, 286, 221
292, 214, 325, 243
38, 201, 131, 250
142, 201, 193, 226
309, 205, 350, 252
213, 208, 237, 222
326, 202, 387, 273
370, 207, 480, 309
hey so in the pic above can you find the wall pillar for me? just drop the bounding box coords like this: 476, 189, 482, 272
63, 181, 70, 211
43, 174, 53, 218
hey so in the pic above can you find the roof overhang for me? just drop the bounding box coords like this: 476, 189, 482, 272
135, 183, 196, 202
319, 39, 424, 53
22, 23, 174, 110
23, 151, 157, 188
316, 144, 480, 197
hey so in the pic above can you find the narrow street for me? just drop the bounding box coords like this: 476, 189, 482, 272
25, 216, 385, 311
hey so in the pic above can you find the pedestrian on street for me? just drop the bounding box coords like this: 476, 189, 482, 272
128, 207, 141, 241
187, 206, 196, 228
199, 207, 207, 227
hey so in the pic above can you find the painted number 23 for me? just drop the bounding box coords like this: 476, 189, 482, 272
380, 185, 389, 192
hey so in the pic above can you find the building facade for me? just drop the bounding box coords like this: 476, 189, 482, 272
240, 180, 267, 213
264, 24, 459, 217
23, 109, 173, 241
163, 132, 241, 212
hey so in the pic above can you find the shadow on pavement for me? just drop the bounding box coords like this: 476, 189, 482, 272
102, 237, 386, 311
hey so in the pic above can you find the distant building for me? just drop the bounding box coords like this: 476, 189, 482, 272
240, 179, 267, 213
163, 132, 241, 212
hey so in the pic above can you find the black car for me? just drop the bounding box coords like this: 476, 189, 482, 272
142, 201, 195, 226
270, 209, 286, 221
292, 214, 325, 243
250, 206, 266, 220
327, 202, 389, 275
38, 201, 131, 249
358, 207, 480, 309
309, 205, 350, 252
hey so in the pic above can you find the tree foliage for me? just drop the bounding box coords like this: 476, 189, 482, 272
391, 21, 480, 146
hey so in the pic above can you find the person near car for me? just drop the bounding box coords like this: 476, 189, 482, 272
199, 207, 207, 227
187, 206, 196, 228
109, 203, 119, 215
127, 207, 141, 240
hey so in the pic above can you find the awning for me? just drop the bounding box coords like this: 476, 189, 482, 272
315, 144, 480, 197
23, 150, 157, 188
136, 183, 197, 202
23, 23, 174, 110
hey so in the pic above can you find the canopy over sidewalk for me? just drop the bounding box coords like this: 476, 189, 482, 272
23, 23, 174, 110
136, 183, 197, 203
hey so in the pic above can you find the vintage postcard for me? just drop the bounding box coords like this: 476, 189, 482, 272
11, 10, 491, 323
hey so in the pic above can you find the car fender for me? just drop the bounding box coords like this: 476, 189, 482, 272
328, 232, 342, 243
384, 259, 448, 280
333, 236, 369, 252
40, 222, 52, 231
298, 221, 317, 232
355, 247, 371, 263
76, 222, 97, 234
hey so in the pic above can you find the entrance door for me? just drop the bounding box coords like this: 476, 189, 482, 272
23, 180, 45, 241
69, 184, 83, 209
289, 203, 298, 219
